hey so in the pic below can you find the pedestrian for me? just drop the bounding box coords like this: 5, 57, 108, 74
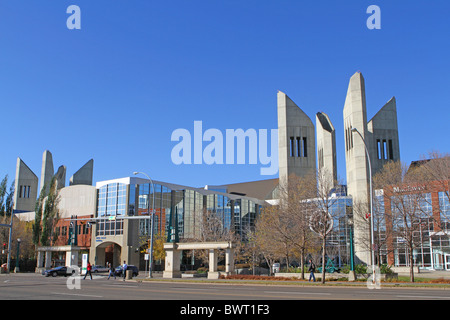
122, 260, 127, 281
308, 259, 316, 282
108, 262, 116, 280
83, 262, 93, 280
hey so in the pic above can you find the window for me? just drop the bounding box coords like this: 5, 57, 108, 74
290, 137, 295, 157
377, 140, 382, 159
303, 137, 307, 157
388, 140, 394, 160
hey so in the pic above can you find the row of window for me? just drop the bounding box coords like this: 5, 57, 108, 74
376, 139, 394, 160
289, 136, 308, 158
18, 185, 31, 198
55, 224, 90, 237
96, 182, 261, 240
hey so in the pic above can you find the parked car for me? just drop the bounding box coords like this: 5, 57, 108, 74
114, 265, 139, 277
92, 265, 109, 273
42, 266, 75, 277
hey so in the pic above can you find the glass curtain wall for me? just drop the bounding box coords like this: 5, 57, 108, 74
96, 183, 127, 236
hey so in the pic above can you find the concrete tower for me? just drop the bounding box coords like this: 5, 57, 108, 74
343, 72, 372, 264
367, 97, 400, 174
13, 158, 38, 213
277, 91, 316, 186
316, 111, 337, 189
40, 150, 54, 194
343, 72, 401, 265
70, 159, 94, 186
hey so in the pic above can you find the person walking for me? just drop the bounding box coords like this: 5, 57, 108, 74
107, 262, 116, 280
122, 260, 127, 281
308, 259, 316, 282
83, 262, 93, 280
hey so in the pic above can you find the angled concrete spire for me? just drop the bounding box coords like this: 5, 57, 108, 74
277, 91, 316, 186
40, 150, 54, 195
367, 97, 400, 174
316, 111, 337, 187
54, 165, 66, 190
13, 158, 38, 212
70, 159, 94, 186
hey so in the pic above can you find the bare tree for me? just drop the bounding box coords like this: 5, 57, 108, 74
373, 161, 433, 282
277, 173, 318, 278
309, 167, 341, 284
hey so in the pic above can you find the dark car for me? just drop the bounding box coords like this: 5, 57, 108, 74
42, 266, 75, 277
114, 265, 139, 277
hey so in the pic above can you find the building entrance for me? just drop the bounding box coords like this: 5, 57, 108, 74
94, 241, 122, 269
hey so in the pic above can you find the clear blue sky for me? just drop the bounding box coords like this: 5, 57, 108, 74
0, 0, 449, 190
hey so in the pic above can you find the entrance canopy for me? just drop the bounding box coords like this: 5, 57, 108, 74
163, 241, 234, 279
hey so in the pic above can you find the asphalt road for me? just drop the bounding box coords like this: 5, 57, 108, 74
1, 273, 449, 301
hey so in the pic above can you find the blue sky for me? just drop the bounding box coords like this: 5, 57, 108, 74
0, 0, 449, 190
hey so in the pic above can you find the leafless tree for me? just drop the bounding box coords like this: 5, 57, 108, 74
373, 160, 433, 282
309, 167, 342, 283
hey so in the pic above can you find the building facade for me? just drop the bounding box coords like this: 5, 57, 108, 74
90, 177, 265, 269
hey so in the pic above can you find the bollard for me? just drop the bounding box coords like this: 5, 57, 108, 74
126, 269, 133, 280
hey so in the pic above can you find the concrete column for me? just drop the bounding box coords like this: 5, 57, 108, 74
44, 251, 52, 268
66, 249, 79, 267
208, 249, 219, 279
163, 243, 181, 278
225, 248, 234, 274
35, 251, 44, 273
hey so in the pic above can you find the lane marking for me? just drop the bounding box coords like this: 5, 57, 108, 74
51, 292, 103, 298
396, 295, 450, 300
264, 291, 331, 296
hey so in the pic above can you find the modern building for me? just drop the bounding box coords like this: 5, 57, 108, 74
90, 177, 266, 269
375, 177, 450, 270
12, 150, 96, 271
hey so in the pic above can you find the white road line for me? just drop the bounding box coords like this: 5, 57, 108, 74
264, 291, 331, 295
396, 295, 450, 299
102, 284, 139, 288
51, 292, 103, 298
170, 287, 219, 291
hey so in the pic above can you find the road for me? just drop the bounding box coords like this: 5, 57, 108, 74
0, 273, 449, 301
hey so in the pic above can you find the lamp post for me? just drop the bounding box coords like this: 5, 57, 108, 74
133, 171, 155, 278
14, 239, 21, 273
351, 127, 376, 282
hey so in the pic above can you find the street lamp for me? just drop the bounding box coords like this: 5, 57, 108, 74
133, 171, 155, 278
351, 127, 376, 281
15, 238, 21, 273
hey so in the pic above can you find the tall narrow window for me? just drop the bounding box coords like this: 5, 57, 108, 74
19, 186, 22, 198
290, 137, 295, 157
296, 137, 301, 157
388, 140, 394, 160
382, 140, 388, 160
303, 137, 307, 157
345, 129, 348, 151
377, 139, 382, 160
